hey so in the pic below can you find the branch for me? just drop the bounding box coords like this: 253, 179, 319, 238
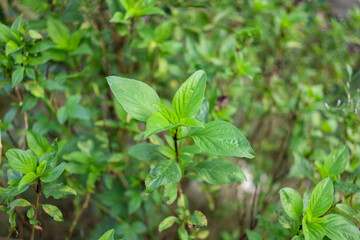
66, 192, 91, 240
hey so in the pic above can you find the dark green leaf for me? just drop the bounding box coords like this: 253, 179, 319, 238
41, 162, 66, 183
145, 160, 182, 192
43, 183, 77, 199
12, 66, 25, 87
194, 158, 246, 184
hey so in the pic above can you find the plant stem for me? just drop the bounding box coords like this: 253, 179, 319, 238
30, 179, 42, 240
0, 127, 2, 168
66, 192, 91, 240
14, 86, 28, 150
173, 129, 185, 206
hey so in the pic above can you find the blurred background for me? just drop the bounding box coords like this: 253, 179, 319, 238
1, 0, 360, 239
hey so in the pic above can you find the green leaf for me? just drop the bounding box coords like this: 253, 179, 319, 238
159, 216, 177, 233
196, 99, 209, 124
145, 160, 182, 192
128, 143, 163, 161
172, 70, 206, 118
6, 149, 37, 174
309, 178, 333, 218
144, 112, 180, 139
303, 220, 324, 240
245, 229, 262, 240
12, 66, 25, 88
180, 118, 204, 128
47, 17, 70, 48
191, 120, 254, 158
98, 229, 115, 240
191, 210, 207, 227
153, 103, 178, 123
57, 106, 68, 124
22, 95, 38, 113
43, 183, 77, 199
26, 130, 49, 157
322, 214, 360, 240
18, 172, 38, 190
324, 146, 349, 176
335, 204, 360, 221
178, 227, 189, 240
40, 162, 66, 183
0, 22, 12, 42
5, 40, 20, 55
8, 199, 32, 208
164, 183, 177, 204
107, 76, 160, 122
279, 187, 303, 220
42, 204, 63, 221
194, 158, 246, 184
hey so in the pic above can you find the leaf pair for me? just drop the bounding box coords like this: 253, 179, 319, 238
107, 70, 206, 123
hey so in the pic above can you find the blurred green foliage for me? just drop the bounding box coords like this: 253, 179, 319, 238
0, 0, 360, 239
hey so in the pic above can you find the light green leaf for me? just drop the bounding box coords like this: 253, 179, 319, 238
8, 198, 32, 208
180, 118, 204, 128
164, 183, 177, 204
144, 112, 181, 139
98, 229, 115, 240
279, 187, 303, 220
42, 204, 63, 221
47, 17, 69, 48
194, 158, 246, 184
6, 149, 37, 174
41, 162, 66, 183
18, 172, 38, 190
178, 227, 189, 240
56, 106, 67, 123
191, 210, 207, 227
107, 76, 160, 122
153, 103, 178, 123
12, 66, 25, 88
191, 120, 254, 158
309, 178, 333, 218
303, 220, 324, 240
5, 40, 20, 55
172, 70, 206, 118
159, 216, 177, 233
322, 214, 360, 240
324, 146, 349, 176
26, 130, 49, 157
145, 160, 182, 192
